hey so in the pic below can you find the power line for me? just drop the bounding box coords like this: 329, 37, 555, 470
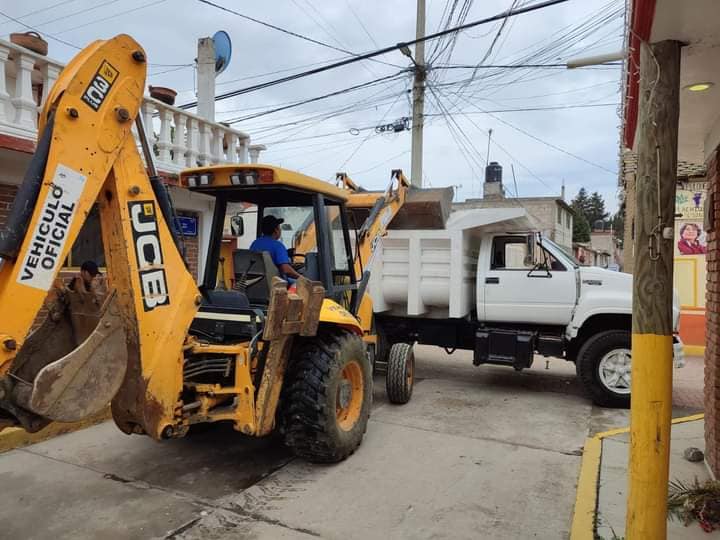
196, 0, 346, 52
431, 63, 621, 70
350, 150, 410, 176
289, 0, 383, 80
344, 0, 380, 49
0, 1, 178, 68
195, 0, 400, 71
32, 0, 122, 30
424, 102, 618, 115
223, 71, 407, 124
453, 93, 617, 175
0, 0, 77, 27
178, 0, 570, 109
294, 0, 349, 50
239, 85, 407, 137
335, 92, 404, 171
0, 9, 80, 50
54, 0, 169, 36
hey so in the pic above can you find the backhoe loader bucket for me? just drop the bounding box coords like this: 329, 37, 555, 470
10, 288, 128, 425
388, 186, 454, 230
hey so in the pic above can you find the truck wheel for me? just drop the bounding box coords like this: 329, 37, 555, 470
576, 330, 631, 408
386, 342, 414, 404
282, 330, 372, 463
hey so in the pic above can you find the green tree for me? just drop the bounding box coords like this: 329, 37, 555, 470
572, 211, 591, 243
587, 191, 609, 228
571, 187, 590, 216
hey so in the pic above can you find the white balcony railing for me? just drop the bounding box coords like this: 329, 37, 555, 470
0, 38, 260, 174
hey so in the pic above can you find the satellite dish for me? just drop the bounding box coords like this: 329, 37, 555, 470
212, 30, 232, 75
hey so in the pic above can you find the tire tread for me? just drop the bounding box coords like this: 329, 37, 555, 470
282, 331, 371, 463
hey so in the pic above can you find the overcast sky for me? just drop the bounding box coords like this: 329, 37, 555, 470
0, 0, 625, 211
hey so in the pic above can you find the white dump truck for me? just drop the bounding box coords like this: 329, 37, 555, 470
368, 207, 684, 408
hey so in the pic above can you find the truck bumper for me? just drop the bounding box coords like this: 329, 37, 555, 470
673, 335, 685, 369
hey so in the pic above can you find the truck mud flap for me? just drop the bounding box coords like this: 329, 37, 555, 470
9, 290, 128, 425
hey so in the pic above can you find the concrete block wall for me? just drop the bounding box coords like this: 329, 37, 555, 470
705, 146, 720, 476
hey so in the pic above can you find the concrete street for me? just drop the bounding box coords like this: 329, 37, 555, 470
0, 347, 704, 540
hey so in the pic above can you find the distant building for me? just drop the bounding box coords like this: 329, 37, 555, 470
572, 230, 622, 269
453, 162, 574, 249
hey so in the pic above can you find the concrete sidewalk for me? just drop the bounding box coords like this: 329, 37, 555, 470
596, 418, 710, 539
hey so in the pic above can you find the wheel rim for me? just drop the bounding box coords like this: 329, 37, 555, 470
406, 352, 414, 387
336, 360, 364, 431
598, 348, 631, 394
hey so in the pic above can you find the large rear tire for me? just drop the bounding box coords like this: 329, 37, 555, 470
386, 342, 414, 404
576, 330, 631, 408
282, 330, 372, 463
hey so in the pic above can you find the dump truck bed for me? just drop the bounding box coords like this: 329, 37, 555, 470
368, 207, 534, 319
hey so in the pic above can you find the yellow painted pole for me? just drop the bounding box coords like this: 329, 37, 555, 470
627, 335, 673, 537
626, 40, 681, 539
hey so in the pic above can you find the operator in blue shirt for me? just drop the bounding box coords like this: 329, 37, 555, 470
250, 215, 301, 281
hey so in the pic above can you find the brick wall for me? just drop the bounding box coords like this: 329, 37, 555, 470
0, 183, 18, 228
176, 210, 200, 281
704, 146, 720, 476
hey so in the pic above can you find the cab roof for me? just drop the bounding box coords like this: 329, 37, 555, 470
180, 164, 349, 205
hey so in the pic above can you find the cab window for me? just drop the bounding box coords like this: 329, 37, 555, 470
491, 236, 566, 271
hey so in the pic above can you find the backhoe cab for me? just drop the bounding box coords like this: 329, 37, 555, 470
184, 164, 367, 327
0, 34, 372, 463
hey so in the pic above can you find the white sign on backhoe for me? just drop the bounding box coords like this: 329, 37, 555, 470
16, 164, 86, 291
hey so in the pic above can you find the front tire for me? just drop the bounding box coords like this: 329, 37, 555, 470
282, 330, 372, 463
576, 330, 632, 408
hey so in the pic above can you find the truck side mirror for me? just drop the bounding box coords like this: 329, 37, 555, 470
524, 233, 535, 266
230, 214, 244, 236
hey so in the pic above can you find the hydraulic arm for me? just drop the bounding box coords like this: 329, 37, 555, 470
0, 35, 199, 438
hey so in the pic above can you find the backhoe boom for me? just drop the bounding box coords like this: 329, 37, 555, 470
0, 35, 199, 438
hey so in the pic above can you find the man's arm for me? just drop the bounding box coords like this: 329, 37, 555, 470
272, 241, 301, 279
279, 263, 301, 279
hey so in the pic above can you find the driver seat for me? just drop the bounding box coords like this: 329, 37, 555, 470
232, 249, 279, 305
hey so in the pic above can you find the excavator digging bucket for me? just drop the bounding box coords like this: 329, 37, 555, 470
10, 289, 128, 424
389, 186, 455, 230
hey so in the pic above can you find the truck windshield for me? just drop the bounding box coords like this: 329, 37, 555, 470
542, 238, 580, 268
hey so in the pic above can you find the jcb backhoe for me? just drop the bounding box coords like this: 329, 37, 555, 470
0, 34, 388, 462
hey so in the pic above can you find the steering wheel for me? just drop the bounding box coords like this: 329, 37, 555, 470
291, 252, 306, 272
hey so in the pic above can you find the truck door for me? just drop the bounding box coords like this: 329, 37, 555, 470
481, 235, 576, 325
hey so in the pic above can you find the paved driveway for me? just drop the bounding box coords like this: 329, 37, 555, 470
0, 348, 703, 539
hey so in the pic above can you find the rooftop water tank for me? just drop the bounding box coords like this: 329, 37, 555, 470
485, 161, 502, 183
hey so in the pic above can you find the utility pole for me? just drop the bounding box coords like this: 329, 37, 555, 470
410, 0, 426, 187
197, 37, 216, 122
626, 39, 681, 540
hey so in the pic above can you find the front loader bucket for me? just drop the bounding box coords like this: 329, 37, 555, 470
389, 186, 454, 229
10, 290, 128, 424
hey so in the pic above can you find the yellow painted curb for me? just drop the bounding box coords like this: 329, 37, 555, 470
570, 437, 601, 540
570, 414, 705, 539
683, 345, 705, 357
0, 407, 111, 454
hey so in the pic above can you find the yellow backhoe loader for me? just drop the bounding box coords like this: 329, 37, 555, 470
0, 34, 386, 462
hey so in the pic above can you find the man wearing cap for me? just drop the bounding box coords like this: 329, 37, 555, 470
67, 260, 106, 297
250, 215, 301, 281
